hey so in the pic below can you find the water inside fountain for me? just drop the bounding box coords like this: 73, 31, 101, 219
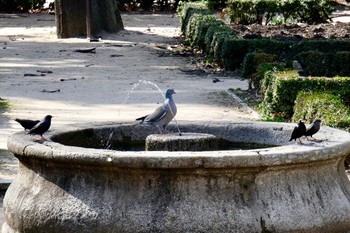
51, 124, 277, 152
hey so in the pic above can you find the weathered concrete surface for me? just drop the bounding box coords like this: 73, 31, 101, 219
3, 121, 350, 233
146, 133, 218, 151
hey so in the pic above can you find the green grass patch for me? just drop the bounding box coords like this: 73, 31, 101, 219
228, 88, 261, 111
0, 100, 10, 113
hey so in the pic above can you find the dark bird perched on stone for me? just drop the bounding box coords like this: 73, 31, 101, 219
15, 118, 40, 131
305, 119, 321, 140
28, 115, 52, 140
289, 120, 306, 143
136, 89, 177, 134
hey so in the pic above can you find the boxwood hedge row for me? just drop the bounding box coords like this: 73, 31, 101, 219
292, 91, 350, 130
259, 70, 350, 120
178, 2, 350, 129
178, 2, 350, 73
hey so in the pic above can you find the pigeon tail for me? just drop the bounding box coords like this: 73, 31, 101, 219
136, 115, 147, 123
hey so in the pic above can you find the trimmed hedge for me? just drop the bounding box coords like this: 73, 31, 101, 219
177, 2, 211, 36
242, 51, 277, 90
186, 14, 218, 47
221, 39, 287, 70
178, 2, 237, 64
292, 91, 350, 130
225, 0, 334, 25
204, 20, 226, 54
209, 26, 237, 64
221, 39, 350, 71
259, 70, 350, 119
296, 51, 350, 77
178, 2, 350, 79
257, 62, 287, 95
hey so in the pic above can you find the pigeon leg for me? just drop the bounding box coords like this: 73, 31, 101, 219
39, 135, 48, 141
306, 136, 316, 141
156, 126, 164, 134
297, 138, 303, 144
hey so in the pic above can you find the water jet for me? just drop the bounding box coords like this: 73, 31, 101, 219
3, 121, 350, 233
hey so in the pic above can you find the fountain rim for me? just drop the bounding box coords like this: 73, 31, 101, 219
7, 121, 350, 169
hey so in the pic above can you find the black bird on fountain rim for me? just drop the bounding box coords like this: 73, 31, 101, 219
28, 115, 53, 140
289, 120, 306, 144
305, 119, 321, 140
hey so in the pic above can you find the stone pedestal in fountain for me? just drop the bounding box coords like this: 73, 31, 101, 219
145, 133, 218, 151
3, 122, 350, 233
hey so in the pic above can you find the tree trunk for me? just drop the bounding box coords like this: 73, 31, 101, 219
55, 0, 124, 38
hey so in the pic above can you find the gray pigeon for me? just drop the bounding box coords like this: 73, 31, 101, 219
136, 89, 177, 133
28, 115, 52, 140
305, 119, 321, 140
289, 120, 306, 143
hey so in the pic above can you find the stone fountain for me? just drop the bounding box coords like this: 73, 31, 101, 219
3, 121, 350, 233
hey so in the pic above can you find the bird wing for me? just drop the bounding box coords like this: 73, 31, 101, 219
15, 119, 40, 130
289, 127, 299, 141
28, 119, 50, 134
135, 115, 147, 122
305, 124, 317, 136
144, 105, 167, 123
299, 122, 306, 133
28, 120, 44, 134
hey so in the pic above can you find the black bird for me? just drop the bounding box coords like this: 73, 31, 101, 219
28, 115, 52, 140
305, 119, 321, 140
289, 120, 306, 143
15, 118, 40, 131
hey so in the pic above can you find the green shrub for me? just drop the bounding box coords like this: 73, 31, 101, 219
185, 14, 204, 46
221, 38, 350, 71
224, 0, 334, 25
278, 0, 301, 23
221, 39, 288, 71
292, 92, 350, 130
226, 0, 279, 24
255, 0, 279, 24
259, 70, 299, 119
186, 14, 218, 49
259, 70, 350, 119
210, 27, 237, 64
225, 0, 256, 24
288, 40, 350, 56
204, 20, 226, 54
298, 0, 334, 24
242, 52, 277, 90
295, 51, 329, 77
258, 62, 287, 96
177, 2, 211, 36
296, 51, 350, 77
331, 51, 350, 77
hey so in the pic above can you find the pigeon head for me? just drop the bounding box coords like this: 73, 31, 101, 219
165, 89, 176, 99
312, 119, 321, 128
45, 115, 53, 120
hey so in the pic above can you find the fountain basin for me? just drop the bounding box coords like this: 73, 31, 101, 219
3, 121, 350, 233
